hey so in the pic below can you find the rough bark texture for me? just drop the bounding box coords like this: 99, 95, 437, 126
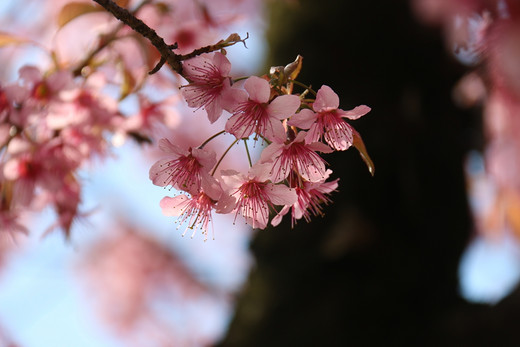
217, 1, 520, 345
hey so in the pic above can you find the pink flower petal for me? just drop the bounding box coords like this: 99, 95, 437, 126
160, 195, 189, 217
314, 85, 340, 112
244, 76, 270, 103
266, 183, 297, 206
204, 94, 223, 123
215, 193, 236, 214
260, 142, 284, 163
288, 109, 317, 129
200, 172, 222, 200
219, 169, 243, 191
244, 201, 269, 229
298, 160, 327, 182
3, 158, 22, 180
192, 147, 217, 169
293, 131, 307, 142
304, 123, 322, 145
308, 140, 334, 153
267, 94, 301, 120
225, 113, 254, 139
148, 158, 174, 186
264, 119, 287, 143
271, 205, 290, 227
181, 85, 204, 108
325, 124, 354, 150
158, 138, 185, 156
212, 52, 231, 76
249, 162, 272, 183
341, 105, 371, 120
221, 86, 247, 113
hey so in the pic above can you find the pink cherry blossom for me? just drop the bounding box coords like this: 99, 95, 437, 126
0, 84, 28, 125
19, 66, 73, 105
122, 94, 180, 137
181, 52, 237, 123
225, 76, 301, 142
3, 153, 39, 206
260, 131, 332, 184
48, 85, 118, 132
0, 174, 28, 236
289, 85, 370, 151
39, 176, 82, 239
272, 174, 339, 228
3, 138, 74, 206
160, 192, 215, 240
221, 163, 297, 229
77, 227, 211, 346
0, 209, 28, 237
149, 138, 220, 196
159, 185, 234, 241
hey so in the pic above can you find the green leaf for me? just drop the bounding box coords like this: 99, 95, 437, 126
352, 129, 375, 176
57, 2, 103, 28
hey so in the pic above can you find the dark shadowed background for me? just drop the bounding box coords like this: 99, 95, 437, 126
217, 1, 520, 345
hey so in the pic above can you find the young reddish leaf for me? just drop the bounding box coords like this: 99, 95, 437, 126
132, 34, 161, 72
115, 0, 130, 8
352, 129, 375, 176
57, 2, 103, 28
285, 55, 304, 81
118, 61, 137, 100
0, 32, 31, 47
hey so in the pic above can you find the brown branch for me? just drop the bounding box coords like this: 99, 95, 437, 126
92, 0, 183, 74
92, 0, 249, 77
73, 0, 151, 76
178, 33, 249, 61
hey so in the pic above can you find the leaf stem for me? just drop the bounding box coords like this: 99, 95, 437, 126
243, 139, 252, 167
198, 130, 226, 149
211, 138, 239, 175
289, 79, 317, 96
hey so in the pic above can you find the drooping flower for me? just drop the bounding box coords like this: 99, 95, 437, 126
225, 76, 300, 142
181, 52, 237, 123
260, 131, 332, 184
221, 163, 297, 229
149, 138, 220, 196
160, 192, 215, 240
160, 177, 235, 240
0, 208, 28, 237
3, 138, 74, 206
271, 173, 339, 228
49, 176, 82, 239
289, 85, 370, 151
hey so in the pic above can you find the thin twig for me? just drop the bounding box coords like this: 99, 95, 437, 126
92, 0, 249, 76
92, 0, 183, 74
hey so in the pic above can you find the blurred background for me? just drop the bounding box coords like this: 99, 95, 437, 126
2, 0, 520, 346
218, 0, 520, 346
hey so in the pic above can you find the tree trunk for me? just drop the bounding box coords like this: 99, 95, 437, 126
217, 1, 520, 345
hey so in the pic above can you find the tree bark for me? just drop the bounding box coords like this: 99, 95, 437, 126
216, 1, 520, 345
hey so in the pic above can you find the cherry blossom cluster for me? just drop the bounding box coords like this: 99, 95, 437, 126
77, 226, 218, 346
0, 0, 261, 238
0, 66, 121, 236
150, 53, 373, 240
0, 0, 372, 241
